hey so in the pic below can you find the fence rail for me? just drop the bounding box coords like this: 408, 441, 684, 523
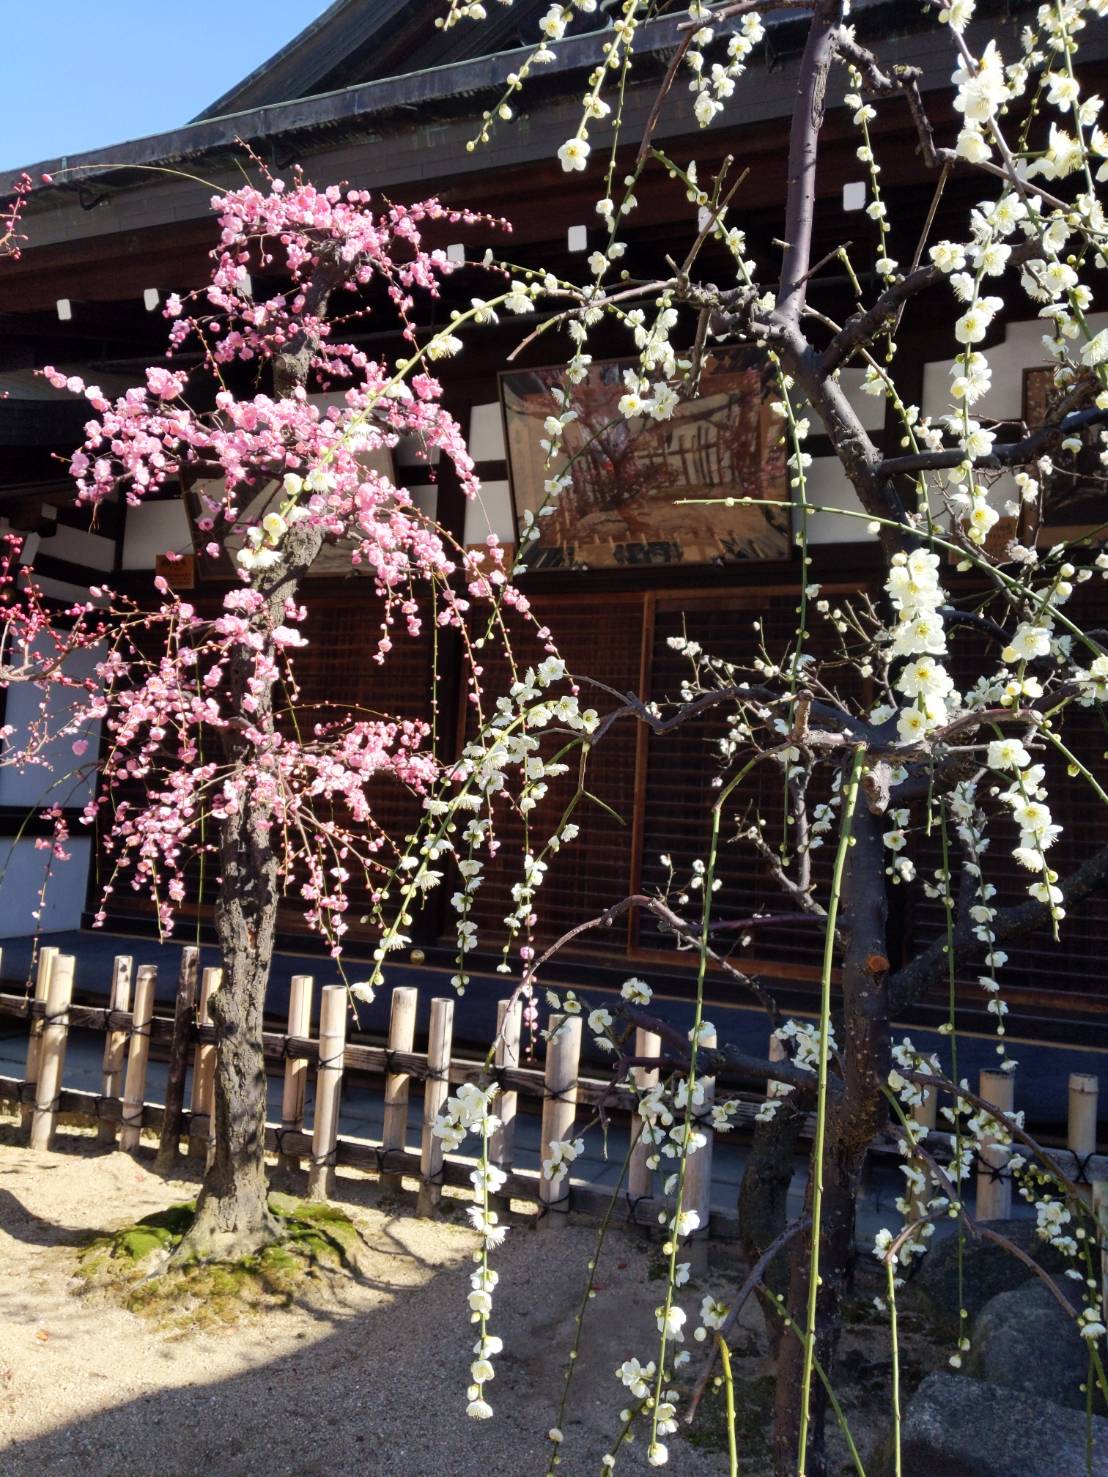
0, 949, 1105, 1239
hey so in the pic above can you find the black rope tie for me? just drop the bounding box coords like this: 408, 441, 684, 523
128, 1018, 152, 1040
544, 1084, 577, 1103
316, 1048, 346, 1073
273, 1125, 301, 1151
975, 1151, 1013, 1185
425, 1066, 450, 1084
1071, 1151, 1096, 1186
624, 1191, 652, 1221
105, 1008, 131, 1033
308, 1147, 337, 1169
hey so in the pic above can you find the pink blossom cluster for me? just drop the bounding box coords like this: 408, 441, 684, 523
4, 174, 550, 953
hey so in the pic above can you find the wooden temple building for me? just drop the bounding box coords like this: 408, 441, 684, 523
1, 0, 1107, 1048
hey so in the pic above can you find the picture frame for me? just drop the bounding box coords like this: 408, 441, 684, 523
499, 347, 791, 571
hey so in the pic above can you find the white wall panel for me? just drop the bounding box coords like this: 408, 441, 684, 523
463, 479, 515, 547
469, 402, 506, 461
122, 500, 192, 569
0, 836, 92, 938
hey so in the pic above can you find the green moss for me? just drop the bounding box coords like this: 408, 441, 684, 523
688, 1373, 775, 1463
74, 1194, 363, 1330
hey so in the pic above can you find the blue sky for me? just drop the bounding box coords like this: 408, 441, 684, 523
3, 2, 330, 173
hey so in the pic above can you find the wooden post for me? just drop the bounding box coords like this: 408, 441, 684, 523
539, 1013, 582, 1222
976, 1068, 1015, 1221
187, 966, 220, 1161
380, 985, 418, 1196
417, 996, 455, 1217
1068, 1073, 1099, 1203
155, 947, 199, 1173
683, 1025, 716, 1268
489, 997, 522, 1215
308, 984, 347, 1201
628, 1027, 662, 1212
119, 964, 156, 1153
277, 973, 313, 1175
96, 955, 134, 1146
21, 945, 58, 1132
29, 953, 74, 1151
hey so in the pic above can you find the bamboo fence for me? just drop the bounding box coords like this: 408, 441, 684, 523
0, 951, 1105, 1253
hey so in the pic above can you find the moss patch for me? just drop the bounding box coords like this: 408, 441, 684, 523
74, 1195, 364, 1331
688, 1372, 775, 1465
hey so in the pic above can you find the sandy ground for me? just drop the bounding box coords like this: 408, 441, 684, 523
0, 1115, 757, 1477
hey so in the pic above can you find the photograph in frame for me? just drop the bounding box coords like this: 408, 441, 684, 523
500, 348, 791, 570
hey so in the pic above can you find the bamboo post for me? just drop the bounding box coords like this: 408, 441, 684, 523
628, 1027, 662, 1211
119, 964, 157, 1153
539, 1013, 582, 1223
1068, 1073, 1099, 1203
96, 955, 134, 1146
489, 997, 522, 1215
417, 996, 455, 1217
277, 973, 313, 1175
187, 966, 220, 1161
21, 945, 58, 1132
29, 953, 74, 1151
975, 1068, 1015, 1221
155, 947, 199, 1173
684, 1024, 716, 1268
379, 985, 418, 1196
308, 984, 347, 1201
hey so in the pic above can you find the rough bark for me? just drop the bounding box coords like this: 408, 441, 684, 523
772, 806, 890, 1477
739, 1095, 806, 1358
173, 260, 337, 1261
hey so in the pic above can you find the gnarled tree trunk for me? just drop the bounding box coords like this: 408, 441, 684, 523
771, 805, 890, 1476
173, 261, 338, 1261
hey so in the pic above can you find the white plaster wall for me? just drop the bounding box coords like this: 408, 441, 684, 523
470, 402, 507, 461
802, 456, 873, 544
921, 313, 1108, 518
463, 479, 516, 547
122, 499, 192, 569
43, 521, 115, 571
0, 836, 92, 937
0, 642, 101, 810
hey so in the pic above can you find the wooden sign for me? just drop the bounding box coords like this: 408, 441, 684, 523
155, 552, 196, 589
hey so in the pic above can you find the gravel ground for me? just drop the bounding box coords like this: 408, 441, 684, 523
0, 1116, 749, 1477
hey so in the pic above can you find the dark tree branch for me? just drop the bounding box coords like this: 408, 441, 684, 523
877, 404, 1108, 477
618, 1003, 821, 1093
776, 0, 844, 323
821, 237, 1045, 375
889, 838, 1108, 1013
833, 33, 939, 167
684, 1214, 813, 1421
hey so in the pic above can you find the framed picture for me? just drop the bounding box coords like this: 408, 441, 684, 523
1022, 368, 1108, 542
500, 348, 791, 570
